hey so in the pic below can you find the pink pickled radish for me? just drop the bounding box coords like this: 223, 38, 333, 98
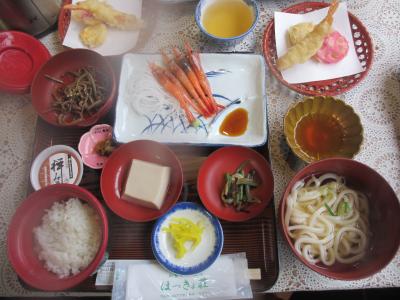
315, 31, 349, 64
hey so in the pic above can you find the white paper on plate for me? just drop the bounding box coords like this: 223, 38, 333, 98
274, 2, 364, 84
63, 0, 142, 56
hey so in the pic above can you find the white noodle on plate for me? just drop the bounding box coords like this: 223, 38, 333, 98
125, 71, 181, 117
285, 173, 369, 266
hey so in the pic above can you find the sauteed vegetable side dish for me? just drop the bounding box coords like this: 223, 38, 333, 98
220, 160, 260, 211
48, 66, 108, 125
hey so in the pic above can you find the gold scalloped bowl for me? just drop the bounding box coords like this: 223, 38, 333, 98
284, 97, 363, 163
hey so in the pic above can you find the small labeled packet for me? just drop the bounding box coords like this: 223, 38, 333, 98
111, 253, 252, 300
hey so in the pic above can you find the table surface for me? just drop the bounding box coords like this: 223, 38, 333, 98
1, 0, 399, 296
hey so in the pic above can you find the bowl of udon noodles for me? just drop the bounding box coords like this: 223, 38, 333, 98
279, 158, 400, 280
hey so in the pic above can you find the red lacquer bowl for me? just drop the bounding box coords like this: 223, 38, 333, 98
198, 146, 274, 222
31, 48, 116, 127
279, 158, 400, 280
100, 140, 183, 222
58, 0, 72, 43
7, 184, 109, 291
263, 2, 373, 96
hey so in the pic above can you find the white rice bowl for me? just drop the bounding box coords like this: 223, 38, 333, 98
33, 198, 102, 278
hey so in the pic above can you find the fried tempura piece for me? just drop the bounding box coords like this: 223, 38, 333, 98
79, 23, 108, 48
288, 22, 315, 46
65, 0, 142, 30
71, 8, 102, 26
277, 0, 339, 71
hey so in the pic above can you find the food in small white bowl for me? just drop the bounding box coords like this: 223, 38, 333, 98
195, 0, 259, 42
151, 202, 223, 275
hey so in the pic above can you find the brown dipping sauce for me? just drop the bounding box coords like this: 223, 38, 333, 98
219, 108, 248, 137
295, 114, 344, 159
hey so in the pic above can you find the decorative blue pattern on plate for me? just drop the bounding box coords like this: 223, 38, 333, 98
205, 69, 231, 77
114, 53, 267, 146
151, 202, 224, 275
140, 94, 240, 136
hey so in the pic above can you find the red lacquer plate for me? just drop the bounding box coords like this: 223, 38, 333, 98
0, 31, 51, 94
7, 184, 109, 291
263, 2, 373, 96
100, 140, 183, 222
197, 146, 274, 222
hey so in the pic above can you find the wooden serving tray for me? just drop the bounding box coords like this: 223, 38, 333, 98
27, 115, 279, 293
26, 53, 279, 292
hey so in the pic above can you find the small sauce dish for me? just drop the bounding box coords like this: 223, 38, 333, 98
78, 124, 114, 169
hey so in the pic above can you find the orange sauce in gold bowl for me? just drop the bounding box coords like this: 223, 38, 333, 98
284, 96, 363, 163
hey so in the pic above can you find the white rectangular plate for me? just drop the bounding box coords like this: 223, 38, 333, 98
114, 53, 267, 146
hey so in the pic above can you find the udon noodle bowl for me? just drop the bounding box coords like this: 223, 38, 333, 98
285, 173, 369, 266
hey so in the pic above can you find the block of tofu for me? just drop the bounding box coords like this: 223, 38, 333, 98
122, 159, 171, 210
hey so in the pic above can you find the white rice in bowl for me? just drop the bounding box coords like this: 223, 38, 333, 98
33, 197, 102, 278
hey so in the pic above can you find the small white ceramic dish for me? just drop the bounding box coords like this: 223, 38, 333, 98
114, 53, 267, 146
195, 0, 259, 43
151, 202, 223, 275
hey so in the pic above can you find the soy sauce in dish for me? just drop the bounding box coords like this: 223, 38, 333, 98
219, 108, 248, 137
295, 114, 344, 159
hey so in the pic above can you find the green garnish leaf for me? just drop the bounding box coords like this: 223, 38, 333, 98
337, 201, 351, 216
324, 203, 336, 216
344, 201, 350, 214
220, 160, 258, 212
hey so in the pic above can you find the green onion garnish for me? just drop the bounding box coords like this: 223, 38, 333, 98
337, 201, 351, 216
344, 201, 350, 214
324, 203, 336, 216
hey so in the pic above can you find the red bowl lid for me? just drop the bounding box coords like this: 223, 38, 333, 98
0, 30, 51, 94
198, 146, 274, 222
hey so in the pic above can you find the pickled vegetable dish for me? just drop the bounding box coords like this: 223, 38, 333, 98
163, 217, 204, 259
221, 160, 260, 211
